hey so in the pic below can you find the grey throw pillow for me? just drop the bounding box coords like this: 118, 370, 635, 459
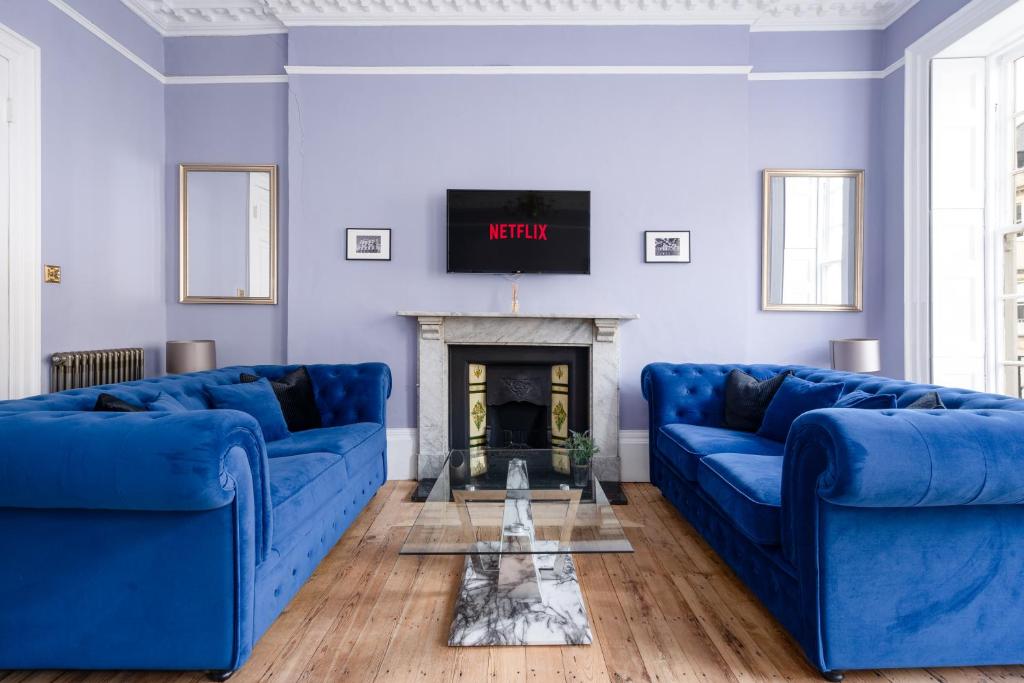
722, 369, 792, 432
906, 391, 946, 409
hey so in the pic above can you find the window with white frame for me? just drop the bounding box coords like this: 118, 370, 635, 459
930, 45, 1024, 398
998, 56, 1024, 397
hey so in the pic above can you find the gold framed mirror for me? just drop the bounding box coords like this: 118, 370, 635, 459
179, 163, 278, 304
762, 169, 864, 312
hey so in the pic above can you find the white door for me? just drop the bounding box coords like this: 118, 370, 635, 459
0, 55, 10, 400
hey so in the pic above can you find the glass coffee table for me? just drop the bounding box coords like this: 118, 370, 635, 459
401, 449, 633, 646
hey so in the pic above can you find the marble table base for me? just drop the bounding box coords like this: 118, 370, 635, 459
448, 541, 592, 647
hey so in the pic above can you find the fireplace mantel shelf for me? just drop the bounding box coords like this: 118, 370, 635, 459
397, 311, 639, 320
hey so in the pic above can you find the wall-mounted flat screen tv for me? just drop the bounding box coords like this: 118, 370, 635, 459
447, 189, 590, 274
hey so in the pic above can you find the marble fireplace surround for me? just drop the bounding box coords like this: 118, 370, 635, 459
397, 312, 638, 480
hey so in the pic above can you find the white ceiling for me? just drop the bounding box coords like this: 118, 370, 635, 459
122, 0, 920, 36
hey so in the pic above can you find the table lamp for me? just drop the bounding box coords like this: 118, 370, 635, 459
830, 338, 880, 373
166, 340, 216, 375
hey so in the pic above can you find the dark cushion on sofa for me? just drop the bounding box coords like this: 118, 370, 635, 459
241, 367, 322, 433
656, 423, 784, 481
94, 393, 146, 412
697, 453, 783, 546
268, 452, 349, 546
722, 369, 792, 432
757, 375, 844, 443
906, 391, 946, 409
207, 378, 291, 442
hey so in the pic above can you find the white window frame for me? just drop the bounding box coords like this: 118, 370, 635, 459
0, 22, 40, 399
989, 41, 1024, 396
904, 0, 1020, 384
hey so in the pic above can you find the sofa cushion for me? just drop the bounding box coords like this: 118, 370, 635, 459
907, 391, 946, 409
207, 378, 291, 442
146, 392, 189, 413
757, 375, 845, 443
834, 390, 897, 410
697, 453, 783, 546
94, 393, 146, 412
268, 452, 350, 545
722, 369, 792, 432
657, 423, 784, 481
241, 367, 322, 433
267, 423, 383, 472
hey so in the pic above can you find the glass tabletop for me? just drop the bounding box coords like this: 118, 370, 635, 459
400, 449, 633, 556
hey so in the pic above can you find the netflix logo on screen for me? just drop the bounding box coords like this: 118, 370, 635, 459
447, 190, 591, 274
489, 223, 548, 241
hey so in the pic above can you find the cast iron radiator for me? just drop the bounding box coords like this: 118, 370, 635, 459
50, 347, 145, 392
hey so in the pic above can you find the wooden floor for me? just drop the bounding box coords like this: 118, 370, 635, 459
3, 482, 1023, 683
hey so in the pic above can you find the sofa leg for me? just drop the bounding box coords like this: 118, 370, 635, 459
206, 670, 236, 681
822, 671, 844, 682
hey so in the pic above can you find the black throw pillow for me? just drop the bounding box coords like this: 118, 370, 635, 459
722, 369, 792, 432
240, 366, 321, 432
906, 391, 946, 410
94, 393, 146, 412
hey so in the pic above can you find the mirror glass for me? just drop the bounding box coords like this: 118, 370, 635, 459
763, 170, 863, 311
180, 165, 277, 304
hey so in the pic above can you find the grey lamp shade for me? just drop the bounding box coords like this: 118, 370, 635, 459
166, 340, 216, 375
830, 338, 880, 373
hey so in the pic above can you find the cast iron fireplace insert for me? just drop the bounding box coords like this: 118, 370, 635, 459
410, 345, 626, 503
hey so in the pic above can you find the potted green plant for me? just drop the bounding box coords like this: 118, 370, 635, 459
566, 429, 599, 487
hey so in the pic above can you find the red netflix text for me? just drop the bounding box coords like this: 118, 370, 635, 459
489, 224, 548, 241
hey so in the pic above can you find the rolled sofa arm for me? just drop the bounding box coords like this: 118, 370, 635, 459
0, 409, 272, 561
785, 408, 1024, 510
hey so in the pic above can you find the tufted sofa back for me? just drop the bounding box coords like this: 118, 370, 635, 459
0, 363, 392, 427
641, 363, 1024, 443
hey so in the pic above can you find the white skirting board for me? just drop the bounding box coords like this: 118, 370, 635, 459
385, 428, 650, 482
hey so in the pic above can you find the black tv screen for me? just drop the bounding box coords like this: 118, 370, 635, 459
447, 190, 590, 274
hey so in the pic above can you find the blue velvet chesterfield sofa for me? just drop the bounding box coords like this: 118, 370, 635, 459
642, 363, 1024, 680
0, 363, 390, 677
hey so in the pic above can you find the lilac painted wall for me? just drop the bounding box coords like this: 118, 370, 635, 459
63, 0, 164, 72
880, 69, 906, 378
748, 79, 884, 370
165, 35, 286, 76
288, 25, 751, 66
164, 84, 289, 367
750, 31, 883, 71
883, 0, 973, 66
286, 73, 754, 428
0, 0, 977, 404
0, 0, 166, 382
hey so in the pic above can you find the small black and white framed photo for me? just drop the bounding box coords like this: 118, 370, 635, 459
346, 228, 391, 261
645, 230, 691, 263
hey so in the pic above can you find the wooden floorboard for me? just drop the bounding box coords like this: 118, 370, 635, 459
4, 481, 1023, 683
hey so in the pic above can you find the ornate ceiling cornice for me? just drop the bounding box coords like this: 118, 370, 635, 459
122, 0, 919, 35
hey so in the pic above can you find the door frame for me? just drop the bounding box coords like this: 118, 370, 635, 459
0, 22, 40, 398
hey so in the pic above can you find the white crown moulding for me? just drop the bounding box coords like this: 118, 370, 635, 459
122, 0, 919, 35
